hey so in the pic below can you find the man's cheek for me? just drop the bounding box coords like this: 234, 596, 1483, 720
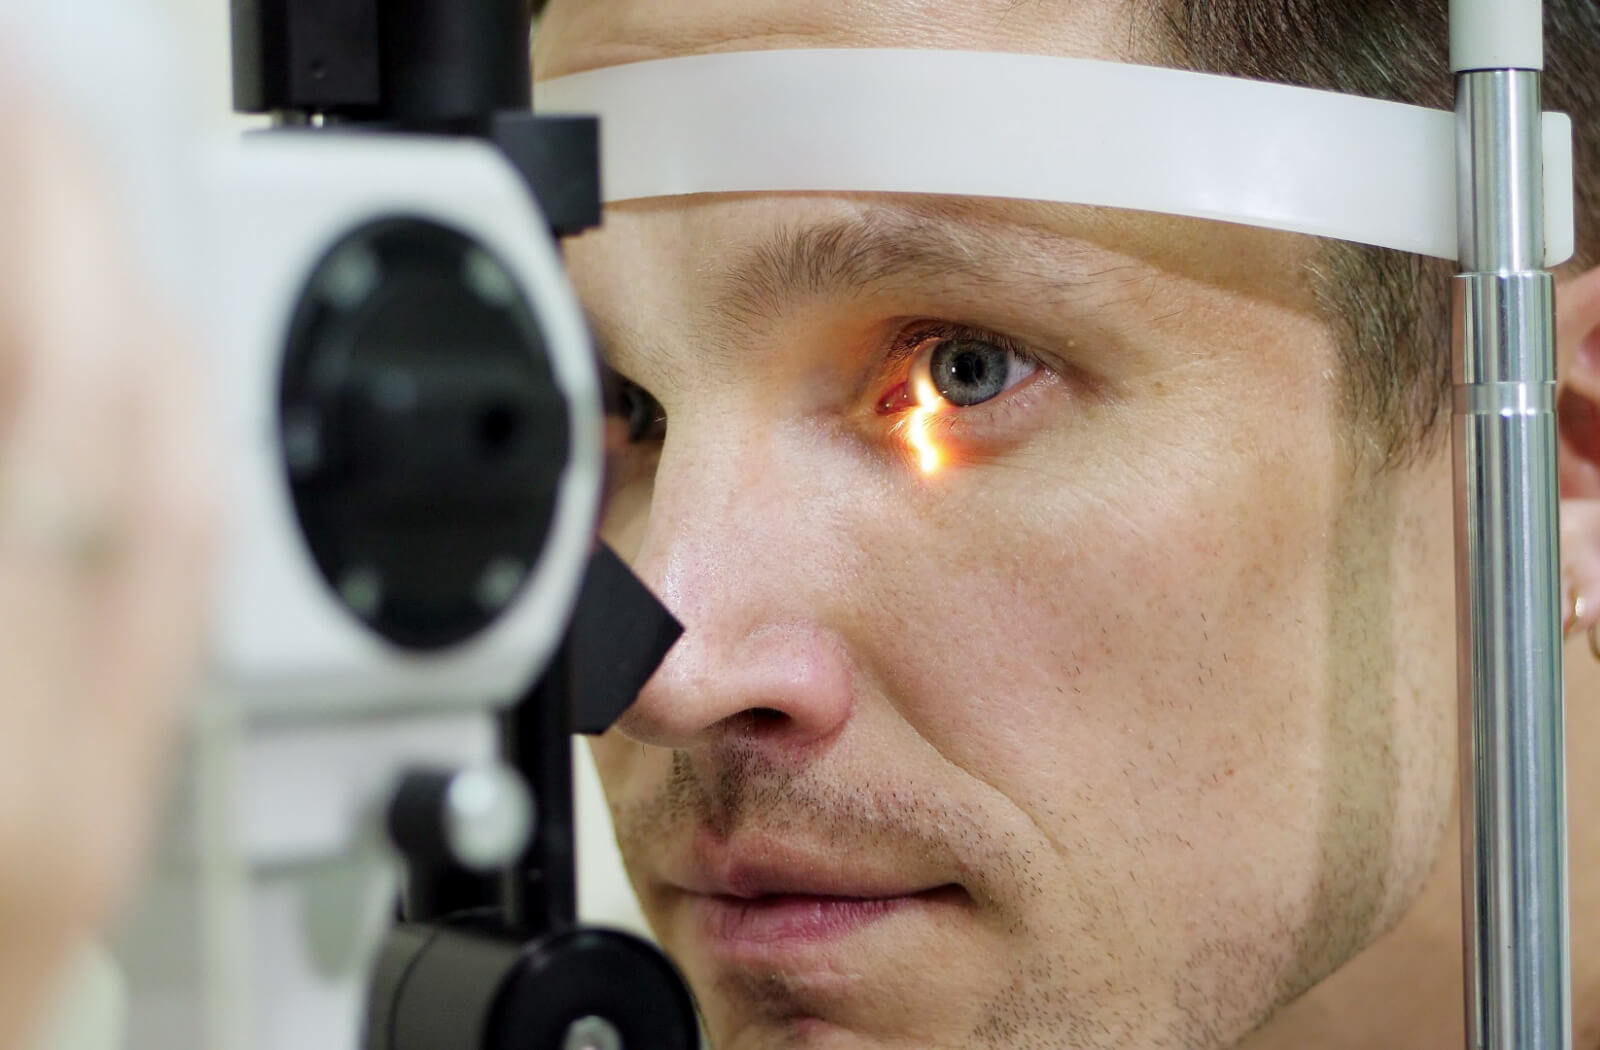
857, 427, 1328, 743
853, 422, 1355, 870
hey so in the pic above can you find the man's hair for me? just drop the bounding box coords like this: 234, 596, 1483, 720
1163, 0, 1600, 464
532, 0, 1599, 463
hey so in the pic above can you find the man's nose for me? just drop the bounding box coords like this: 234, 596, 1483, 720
614, 424, 855, 754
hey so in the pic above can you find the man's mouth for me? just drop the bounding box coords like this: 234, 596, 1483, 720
692, 886, 964, 951
674, 832, 968, 960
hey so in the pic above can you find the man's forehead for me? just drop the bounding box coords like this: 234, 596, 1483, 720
583, 193, 1306, 294
567, 192, 1317, 378
534, 0, 1153, 79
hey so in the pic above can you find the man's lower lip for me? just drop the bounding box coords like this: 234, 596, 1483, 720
691, 887, 958, 952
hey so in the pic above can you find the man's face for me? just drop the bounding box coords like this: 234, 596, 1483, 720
537, 3, 1461, 1047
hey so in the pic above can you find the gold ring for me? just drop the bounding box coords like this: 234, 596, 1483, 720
1567, 587, 1585, 640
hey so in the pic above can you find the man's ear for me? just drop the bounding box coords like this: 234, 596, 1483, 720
1557, 264, 1600, 637
1559, 264, 1600, 497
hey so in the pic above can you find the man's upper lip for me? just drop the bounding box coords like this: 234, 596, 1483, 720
677, 831, 946, 900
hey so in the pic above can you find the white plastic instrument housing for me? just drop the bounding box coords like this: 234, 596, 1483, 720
199, 132, 602, 719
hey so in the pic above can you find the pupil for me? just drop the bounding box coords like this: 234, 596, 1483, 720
930, 338, 1008, 406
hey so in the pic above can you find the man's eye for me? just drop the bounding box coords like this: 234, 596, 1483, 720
879, 328, 1041, 414
920, 336, 1037, 407
604, 374, 666, 443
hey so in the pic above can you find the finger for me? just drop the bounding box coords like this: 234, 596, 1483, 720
3, 95, 145, 556
63, 322, 218, 925
80, 294, 220, 806
0, 65, 198, 935
0, 95, 144, 757
0, 62, 50, 435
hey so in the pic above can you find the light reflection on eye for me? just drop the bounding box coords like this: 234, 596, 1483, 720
904, 367, 945, 475
881, 330, 1043, 476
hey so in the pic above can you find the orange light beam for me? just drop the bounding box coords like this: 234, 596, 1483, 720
906, 371, 944, 476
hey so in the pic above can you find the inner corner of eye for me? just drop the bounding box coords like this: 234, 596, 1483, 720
877, 379, 916, 415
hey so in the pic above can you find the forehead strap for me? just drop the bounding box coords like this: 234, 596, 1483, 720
536, 48, 1574, 265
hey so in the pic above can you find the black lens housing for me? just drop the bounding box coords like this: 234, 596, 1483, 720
279, 217, 570, 650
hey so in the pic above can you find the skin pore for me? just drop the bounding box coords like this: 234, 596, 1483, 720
535, 2, 1597, 1047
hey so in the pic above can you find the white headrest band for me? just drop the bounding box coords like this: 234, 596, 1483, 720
536, 49, 1575, 265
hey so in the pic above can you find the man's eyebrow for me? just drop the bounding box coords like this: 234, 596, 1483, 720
711, 201, 1110, 329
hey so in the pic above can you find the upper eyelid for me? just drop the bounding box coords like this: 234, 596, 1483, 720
895, 319, 1029, 350
883, 321, 1045, 377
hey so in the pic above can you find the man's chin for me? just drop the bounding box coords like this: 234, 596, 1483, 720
703, 1011, 889, 1050
704, 998, 966, 1050
662, 886, 981, 1047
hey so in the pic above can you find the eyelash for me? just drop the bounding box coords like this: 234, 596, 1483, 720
883, 320, 1033, 371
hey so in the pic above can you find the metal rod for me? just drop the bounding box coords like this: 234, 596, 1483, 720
1451, 7, 1571, 1045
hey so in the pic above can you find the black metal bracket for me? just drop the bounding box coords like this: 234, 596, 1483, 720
489, 113, 603, 239
231, 0, 382, 116
231, 0, 602, 237
368, 545, 692, 1049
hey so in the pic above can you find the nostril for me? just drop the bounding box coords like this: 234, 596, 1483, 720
725, 708, 790, 733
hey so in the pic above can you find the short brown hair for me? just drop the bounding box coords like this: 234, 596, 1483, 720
1164, 0, 1599, 464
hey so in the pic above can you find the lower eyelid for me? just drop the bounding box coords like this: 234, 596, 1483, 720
916, 367, 1059, 446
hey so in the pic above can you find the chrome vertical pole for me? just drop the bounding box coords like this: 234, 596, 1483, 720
1451, 2, 1570, 1049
